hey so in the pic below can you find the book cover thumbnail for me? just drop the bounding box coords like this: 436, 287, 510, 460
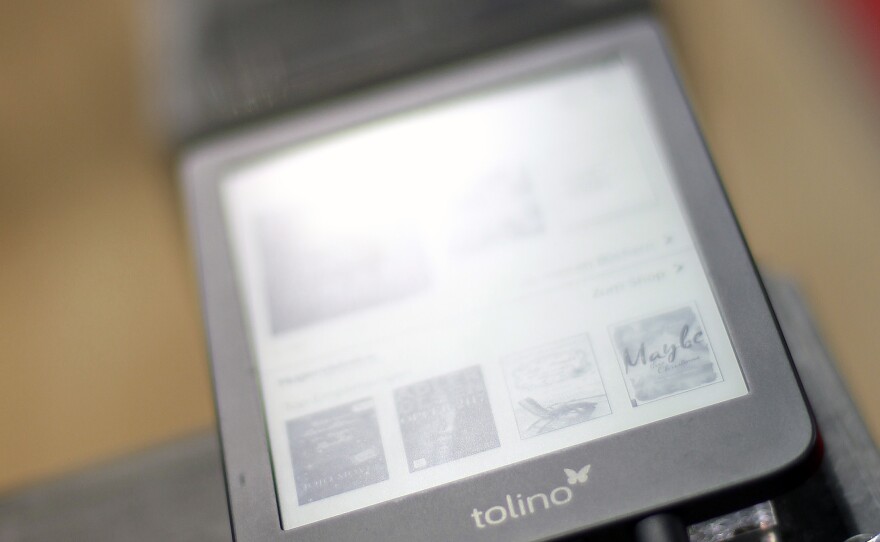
611, 306, 722, 406
394, 366, 500, 472
286, 399, 389, 505
503, 335, 611, 439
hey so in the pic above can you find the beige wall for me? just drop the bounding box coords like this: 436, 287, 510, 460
1, 0, 878, 492
0, 2, 214, 491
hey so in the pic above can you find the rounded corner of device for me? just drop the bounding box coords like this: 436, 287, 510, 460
680, 415, 821, 528
750, 406, 823, 502
781, 410, 823, 482
777, 378, 824, 473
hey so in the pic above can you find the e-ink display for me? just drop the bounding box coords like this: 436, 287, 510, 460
222, 56, 748, 530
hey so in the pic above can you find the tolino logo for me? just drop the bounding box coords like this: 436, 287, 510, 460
564, 465, 591, 485
470, 464, 591, 529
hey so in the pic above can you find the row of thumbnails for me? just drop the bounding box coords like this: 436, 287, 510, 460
286, 305, 722, 505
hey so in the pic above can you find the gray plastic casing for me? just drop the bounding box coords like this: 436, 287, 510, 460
181, 15, 817, 542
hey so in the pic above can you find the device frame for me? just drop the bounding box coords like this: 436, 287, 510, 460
182, 15, 817, 542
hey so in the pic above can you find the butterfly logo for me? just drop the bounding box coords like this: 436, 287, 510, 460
564, 464, 591, 485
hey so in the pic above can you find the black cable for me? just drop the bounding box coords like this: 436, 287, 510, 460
633, 514, 689, 542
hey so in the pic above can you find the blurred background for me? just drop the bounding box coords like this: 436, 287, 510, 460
1, 0, 879, 496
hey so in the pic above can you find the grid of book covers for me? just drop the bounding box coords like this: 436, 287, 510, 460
273, 307, 726, 508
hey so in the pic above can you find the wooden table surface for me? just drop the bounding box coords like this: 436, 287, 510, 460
1, 0, 879, 493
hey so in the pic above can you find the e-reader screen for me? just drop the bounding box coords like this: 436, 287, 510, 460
220, 55, 749, 531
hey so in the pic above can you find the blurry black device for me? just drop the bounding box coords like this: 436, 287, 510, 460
155, 0, 647, 142
175, 2, 822, 541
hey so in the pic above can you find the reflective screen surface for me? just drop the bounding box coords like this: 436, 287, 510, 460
222, 57, 748, 530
